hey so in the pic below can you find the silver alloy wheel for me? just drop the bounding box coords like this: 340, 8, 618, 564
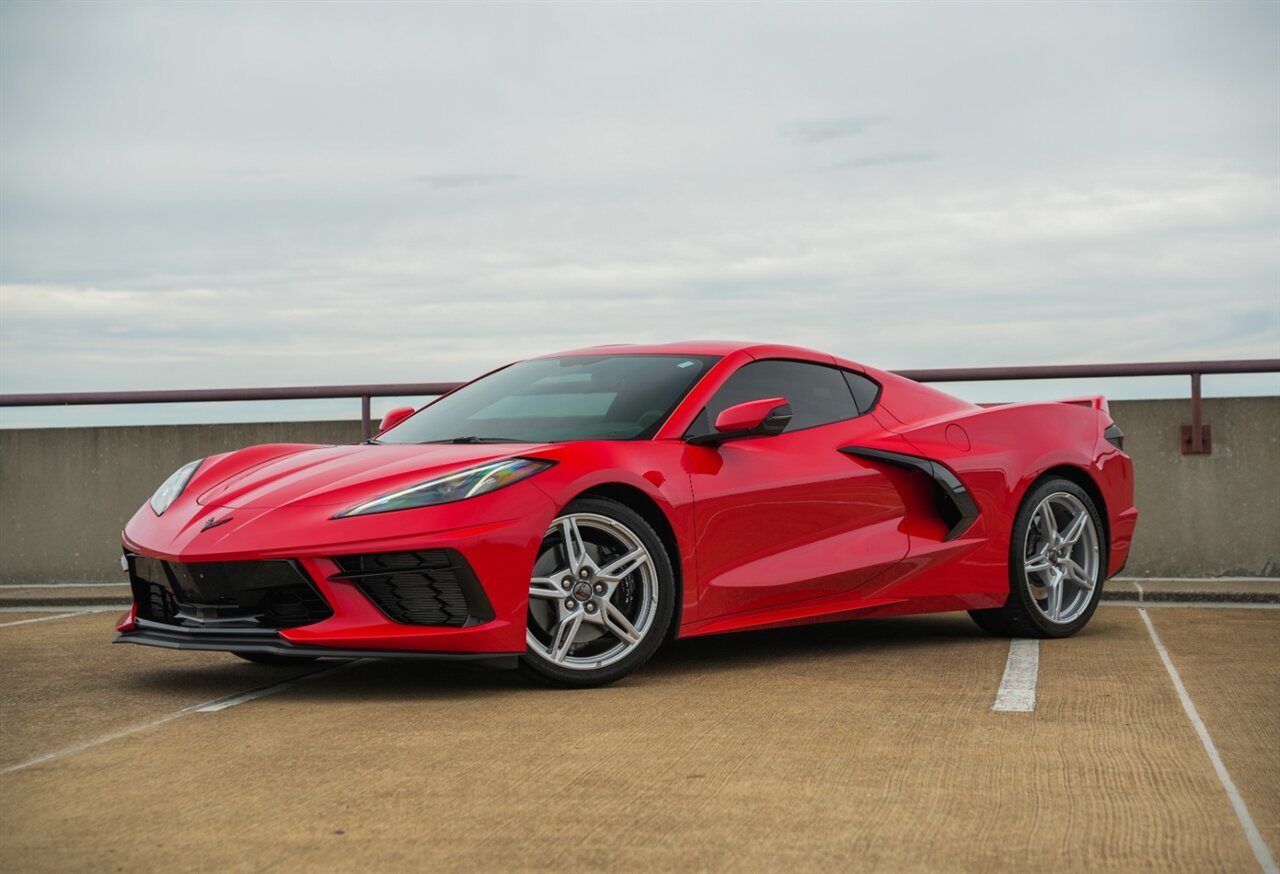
526, 512, 660, 671
1023, 491, 1100, 624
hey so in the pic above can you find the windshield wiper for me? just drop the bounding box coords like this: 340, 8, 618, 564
423, 436, 518, 444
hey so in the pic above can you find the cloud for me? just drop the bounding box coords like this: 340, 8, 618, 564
779, 115, 889, 143
411, 174, 518, 190
0, 1, 1276, 426
832, 152, 938, 170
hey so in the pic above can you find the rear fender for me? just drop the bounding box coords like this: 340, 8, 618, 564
891, 402, 1105, 515
869, 403, 1105, 569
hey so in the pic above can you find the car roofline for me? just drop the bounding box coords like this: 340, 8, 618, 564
537, 340, 861, 366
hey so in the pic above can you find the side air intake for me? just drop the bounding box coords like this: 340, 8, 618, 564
839, 446, 980, 542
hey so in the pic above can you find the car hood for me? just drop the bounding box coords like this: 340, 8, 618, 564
196, 442, 546, 510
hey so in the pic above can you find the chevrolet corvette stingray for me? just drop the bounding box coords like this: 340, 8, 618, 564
115, 342, 1137, 687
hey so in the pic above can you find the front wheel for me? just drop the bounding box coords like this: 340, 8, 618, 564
969, 478, 1106, 638
518, 497, 675, 688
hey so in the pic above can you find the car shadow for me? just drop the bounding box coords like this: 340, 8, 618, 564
645, 612, 992, 679
119, 613, 996, 702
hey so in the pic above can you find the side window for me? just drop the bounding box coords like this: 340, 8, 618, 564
843, 371, 881, 414
688, 360, 861, 437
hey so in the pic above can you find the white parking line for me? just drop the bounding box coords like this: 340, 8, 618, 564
0, 605, 129, 614
0, 613, 85, 629
194, 659, 371, 712
0, 608, 121, 627
992, 638, 1039, 712
0, 659, 371, 776
0, 583, 130, 589
1139, 608, 1278, 874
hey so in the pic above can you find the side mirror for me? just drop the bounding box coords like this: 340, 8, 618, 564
378, 406, 415, 434
687, 397, 792, 446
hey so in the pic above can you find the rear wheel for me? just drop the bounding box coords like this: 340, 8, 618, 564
518, 497, 674, 688
969, 478, 1105, 638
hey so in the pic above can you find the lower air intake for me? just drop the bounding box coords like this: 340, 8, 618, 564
330, 549, 495, 627
127, 556, 333, 629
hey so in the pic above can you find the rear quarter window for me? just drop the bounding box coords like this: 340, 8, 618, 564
843, 371, 881, 414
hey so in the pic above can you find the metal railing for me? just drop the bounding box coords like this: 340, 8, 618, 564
893, 359, 1280, 454
2, 359, 1277, 452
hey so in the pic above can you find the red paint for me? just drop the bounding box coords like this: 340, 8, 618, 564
378, 406, 415, 434
118, 341, 1137, 660
712, 397, 788, 433
115, 603, 137, 632
685, 414, 910, 620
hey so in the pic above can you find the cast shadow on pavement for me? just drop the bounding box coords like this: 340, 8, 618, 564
119, 611, 995, 703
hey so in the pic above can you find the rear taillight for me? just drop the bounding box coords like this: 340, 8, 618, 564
1104, 423, 1125, 451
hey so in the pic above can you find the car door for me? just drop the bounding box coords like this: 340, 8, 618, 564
683, 359, 910, 620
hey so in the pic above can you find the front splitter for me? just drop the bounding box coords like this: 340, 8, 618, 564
115, 618, 519, 668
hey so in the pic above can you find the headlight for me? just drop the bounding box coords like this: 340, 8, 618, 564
150, 459, 203, 515
333, 457, 555, 518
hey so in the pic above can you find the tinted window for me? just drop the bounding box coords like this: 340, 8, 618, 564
379, 354, 719, 444
843, 371, 881, 414
688, 359, 860, 437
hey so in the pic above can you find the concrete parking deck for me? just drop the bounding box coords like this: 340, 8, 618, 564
1, 604, 1276, 874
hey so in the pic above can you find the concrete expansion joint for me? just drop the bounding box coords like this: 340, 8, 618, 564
1103, 578, 1280, 605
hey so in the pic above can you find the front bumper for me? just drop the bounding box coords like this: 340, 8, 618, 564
117, 481, 559, 657
115, 617, 517, 667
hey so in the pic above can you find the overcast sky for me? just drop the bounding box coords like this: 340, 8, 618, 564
1, 1, 1277, 426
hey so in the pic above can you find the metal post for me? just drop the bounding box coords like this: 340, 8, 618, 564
1181, 372, 1211, 454
1191, 373, 1203, 453
360, 395, 372, 442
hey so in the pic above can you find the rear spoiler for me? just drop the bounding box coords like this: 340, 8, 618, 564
1055, 395, 1109, 416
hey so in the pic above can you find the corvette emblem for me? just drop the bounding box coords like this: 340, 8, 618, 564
201, 515, 233, 532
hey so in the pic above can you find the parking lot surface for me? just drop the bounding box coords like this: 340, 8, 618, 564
1, 604, 1276, 873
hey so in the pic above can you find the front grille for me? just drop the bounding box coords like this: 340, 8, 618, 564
330, 549, 494, 627
128, 556, 332, 629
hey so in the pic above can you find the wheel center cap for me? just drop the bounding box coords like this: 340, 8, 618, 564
571, 581, 593, 602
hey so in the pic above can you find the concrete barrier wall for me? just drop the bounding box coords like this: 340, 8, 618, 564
0, 420, 361, 585
1, 397, 1276, 583
1109, 396, 1279, 577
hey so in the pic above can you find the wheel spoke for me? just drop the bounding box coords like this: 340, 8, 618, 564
1036, 505, 1059, 541
598, 547, 648, 583
549, 611, 584, 662
1046, 570, 1065, 621
600, 602, 642, 646
1024, 549, 1053, 575
560, 517, 590, 573
1060, 512, 1089, 547
529, 577, 565, 600
1062, 558, 1095, 591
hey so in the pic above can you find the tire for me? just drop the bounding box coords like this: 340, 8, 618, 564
232, 652, 320, 666
518, 497, 675, 688
969, 477, 1106, 639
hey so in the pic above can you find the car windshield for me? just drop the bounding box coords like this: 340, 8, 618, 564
377, 354, 720, 444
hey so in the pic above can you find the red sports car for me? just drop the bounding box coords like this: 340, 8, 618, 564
116, 342, 1137, 687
